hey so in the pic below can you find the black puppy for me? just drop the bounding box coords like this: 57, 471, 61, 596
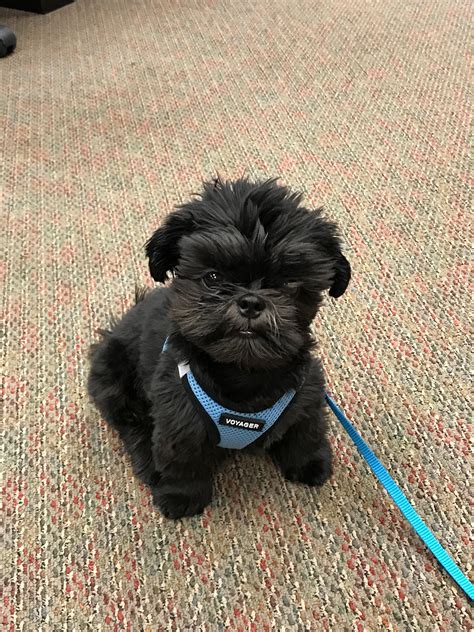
88, 178, 350, 519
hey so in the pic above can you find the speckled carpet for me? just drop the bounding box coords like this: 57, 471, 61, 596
1, 0, 472, 629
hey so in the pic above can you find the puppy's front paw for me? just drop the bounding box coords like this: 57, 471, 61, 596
152, 479, 212, 519
284, 456, 333, 487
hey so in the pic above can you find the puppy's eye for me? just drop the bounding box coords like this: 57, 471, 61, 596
282, 281, 300, 296
202, 271, 224, 288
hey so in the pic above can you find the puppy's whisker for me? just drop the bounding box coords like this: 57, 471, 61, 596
267, 311, 279, 337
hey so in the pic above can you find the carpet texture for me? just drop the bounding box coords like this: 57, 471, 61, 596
1, 0, 472, 629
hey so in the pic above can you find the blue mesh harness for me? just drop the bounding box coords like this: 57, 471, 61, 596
163, 339, 296, 449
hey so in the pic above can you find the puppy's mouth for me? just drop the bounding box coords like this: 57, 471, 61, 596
238, 329, 258, 338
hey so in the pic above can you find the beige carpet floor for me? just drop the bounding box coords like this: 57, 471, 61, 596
1, 0, 472, 629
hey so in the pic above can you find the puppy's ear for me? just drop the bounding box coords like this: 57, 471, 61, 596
329, 254, 351, 298
145, 210, 194, 282
310, 212, 351, 298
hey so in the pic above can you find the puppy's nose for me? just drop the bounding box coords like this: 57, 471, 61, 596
237, 294, 266, 319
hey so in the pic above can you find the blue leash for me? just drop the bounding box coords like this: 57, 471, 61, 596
325, 393, 474, 600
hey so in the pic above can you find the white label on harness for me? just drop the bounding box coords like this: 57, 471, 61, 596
219, 414, 265, 432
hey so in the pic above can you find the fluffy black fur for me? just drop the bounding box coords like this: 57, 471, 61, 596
88, 178, 351, 519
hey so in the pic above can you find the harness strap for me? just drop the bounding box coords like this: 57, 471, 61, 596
163, 339, 296, 449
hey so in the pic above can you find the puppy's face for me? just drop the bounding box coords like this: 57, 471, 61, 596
146, 179, 350, 369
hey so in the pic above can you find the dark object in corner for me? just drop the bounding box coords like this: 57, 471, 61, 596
0, 0, 73, 13
0, 25, 16, 57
